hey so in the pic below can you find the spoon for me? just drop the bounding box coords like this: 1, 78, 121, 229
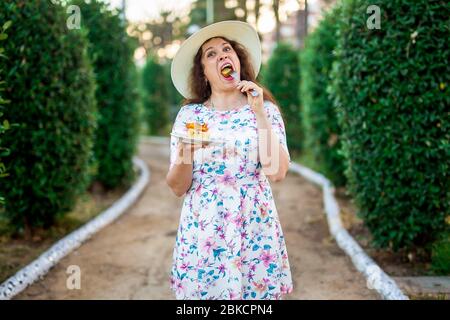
221, 67, 259, 97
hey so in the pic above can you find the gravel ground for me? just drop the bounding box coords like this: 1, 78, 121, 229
15, 139, 379, 300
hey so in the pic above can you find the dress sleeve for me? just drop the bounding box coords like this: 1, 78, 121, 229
169, 105, 188, 170
263, 101, 291, 163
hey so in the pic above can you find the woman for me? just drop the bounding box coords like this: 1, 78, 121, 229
166, 20, 293, 300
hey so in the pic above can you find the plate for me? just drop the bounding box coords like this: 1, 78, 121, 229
170, 131, 225, 146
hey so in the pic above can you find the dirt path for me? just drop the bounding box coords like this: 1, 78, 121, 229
16, 138, 379, 300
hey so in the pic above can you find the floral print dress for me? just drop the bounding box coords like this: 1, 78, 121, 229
169, 100, 293, 300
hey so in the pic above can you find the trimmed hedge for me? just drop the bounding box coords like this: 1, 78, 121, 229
0, 0, 97, 229
263, 42, 302, 153
300, 8, 346, 186
163, 61, 184, 114
431, 230, 450, 275
72, 0, 140, 189
141, 55, 170, 135
0, 20, 12, 205
330, 0, 449, 250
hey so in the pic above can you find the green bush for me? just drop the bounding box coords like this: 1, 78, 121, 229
72, 0, 140, 189
0, 0, 97, 229
263, 43, 302, 153
256, 63, 265, 83
141, 55, 170, 135
431, 230, 450, 275
330, 0, 449, 250
0, 20, 12, 206
300, 8, 346, 186
163, 61, 184, 117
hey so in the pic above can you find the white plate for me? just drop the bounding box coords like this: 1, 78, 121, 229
170, 131, 225, 146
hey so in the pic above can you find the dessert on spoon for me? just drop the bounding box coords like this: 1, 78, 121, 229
221, 67, 259, 97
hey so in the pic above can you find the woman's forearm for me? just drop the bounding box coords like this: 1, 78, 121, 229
166, 162, 194, 197
254, 109, 290, 182
166, 144, 195, 197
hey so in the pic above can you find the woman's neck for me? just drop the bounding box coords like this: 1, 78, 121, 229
208, 91, 247, 111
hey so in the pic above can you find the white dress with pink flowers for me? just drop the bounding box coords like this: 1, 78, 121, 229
169, 101, 293, 300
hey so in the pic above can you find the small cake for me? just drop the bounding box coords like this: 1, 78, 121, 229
221, 66, 233, 78
185, 122, 210, 140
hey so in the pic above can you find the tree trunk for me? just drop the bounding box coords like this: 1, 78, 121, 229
238, 0, 248, 21
255, 0, 261, 25
304, 0, 308, 38
273, 0, 280, 42
296, 0, 309, 48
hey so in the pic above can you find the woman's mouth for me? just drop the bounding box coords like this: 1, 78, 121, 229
220, 64, 234, 81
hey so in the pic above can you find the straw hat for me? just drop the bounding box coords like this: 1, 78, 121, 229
171, 20, 262, 99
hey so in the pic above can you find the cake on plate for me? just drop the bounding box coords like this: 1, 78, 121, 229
185, 121, 210, 140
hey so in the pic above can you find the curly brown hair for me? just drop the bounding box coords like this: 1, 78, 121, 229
181, 36, 278, 107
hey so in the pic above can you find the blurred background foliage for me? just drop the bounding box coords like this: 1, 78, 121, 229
300, 7, 346, 187
263, 42, 302, 154
72, 0, 140, 190
0, 20, 15, 206
0, 0, 97, 231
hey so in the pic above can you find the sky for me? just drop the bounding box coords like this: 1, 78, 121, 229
106, 0, 306, 33
108, 0, 194, 22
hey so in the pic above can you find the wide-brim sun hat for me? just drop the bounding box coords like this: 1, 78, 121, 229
171, 20, 262, 99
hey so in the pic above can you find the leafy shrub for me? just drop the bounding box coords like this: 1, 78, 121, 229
263, 42, 302, 153
300, 8, 346, 186
0, 0, 97, 229
0, 20, 12, 206
431, 230, 450, 275
141, 55, 170, 135
72, 0, 140, 189
163, 60, 184, 121
330, 0, 449, 250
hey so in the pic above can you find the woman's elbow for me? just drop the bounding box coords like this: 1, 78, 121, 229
172, 189, 186, 197
268, 168, 287, 183
166, 173, 186, 197
268, 154, 290, 182
170, 183, 186, 197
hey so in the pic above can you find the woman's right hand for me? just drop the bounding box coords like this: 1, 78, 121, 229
176, 140, 206, 165
166, 140, 206, 197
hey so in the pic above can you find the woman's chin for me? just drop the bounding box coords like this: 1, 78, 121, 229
219, 75, 235, 83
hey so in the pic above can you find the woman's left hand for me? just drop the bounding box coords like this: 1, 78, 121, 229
236, 80, 264, 115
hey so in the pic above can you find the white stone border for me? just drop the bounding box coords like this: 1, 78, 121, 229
289, 162, 409, 300
0, 157, 150, 300
139, 135, 170, 145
